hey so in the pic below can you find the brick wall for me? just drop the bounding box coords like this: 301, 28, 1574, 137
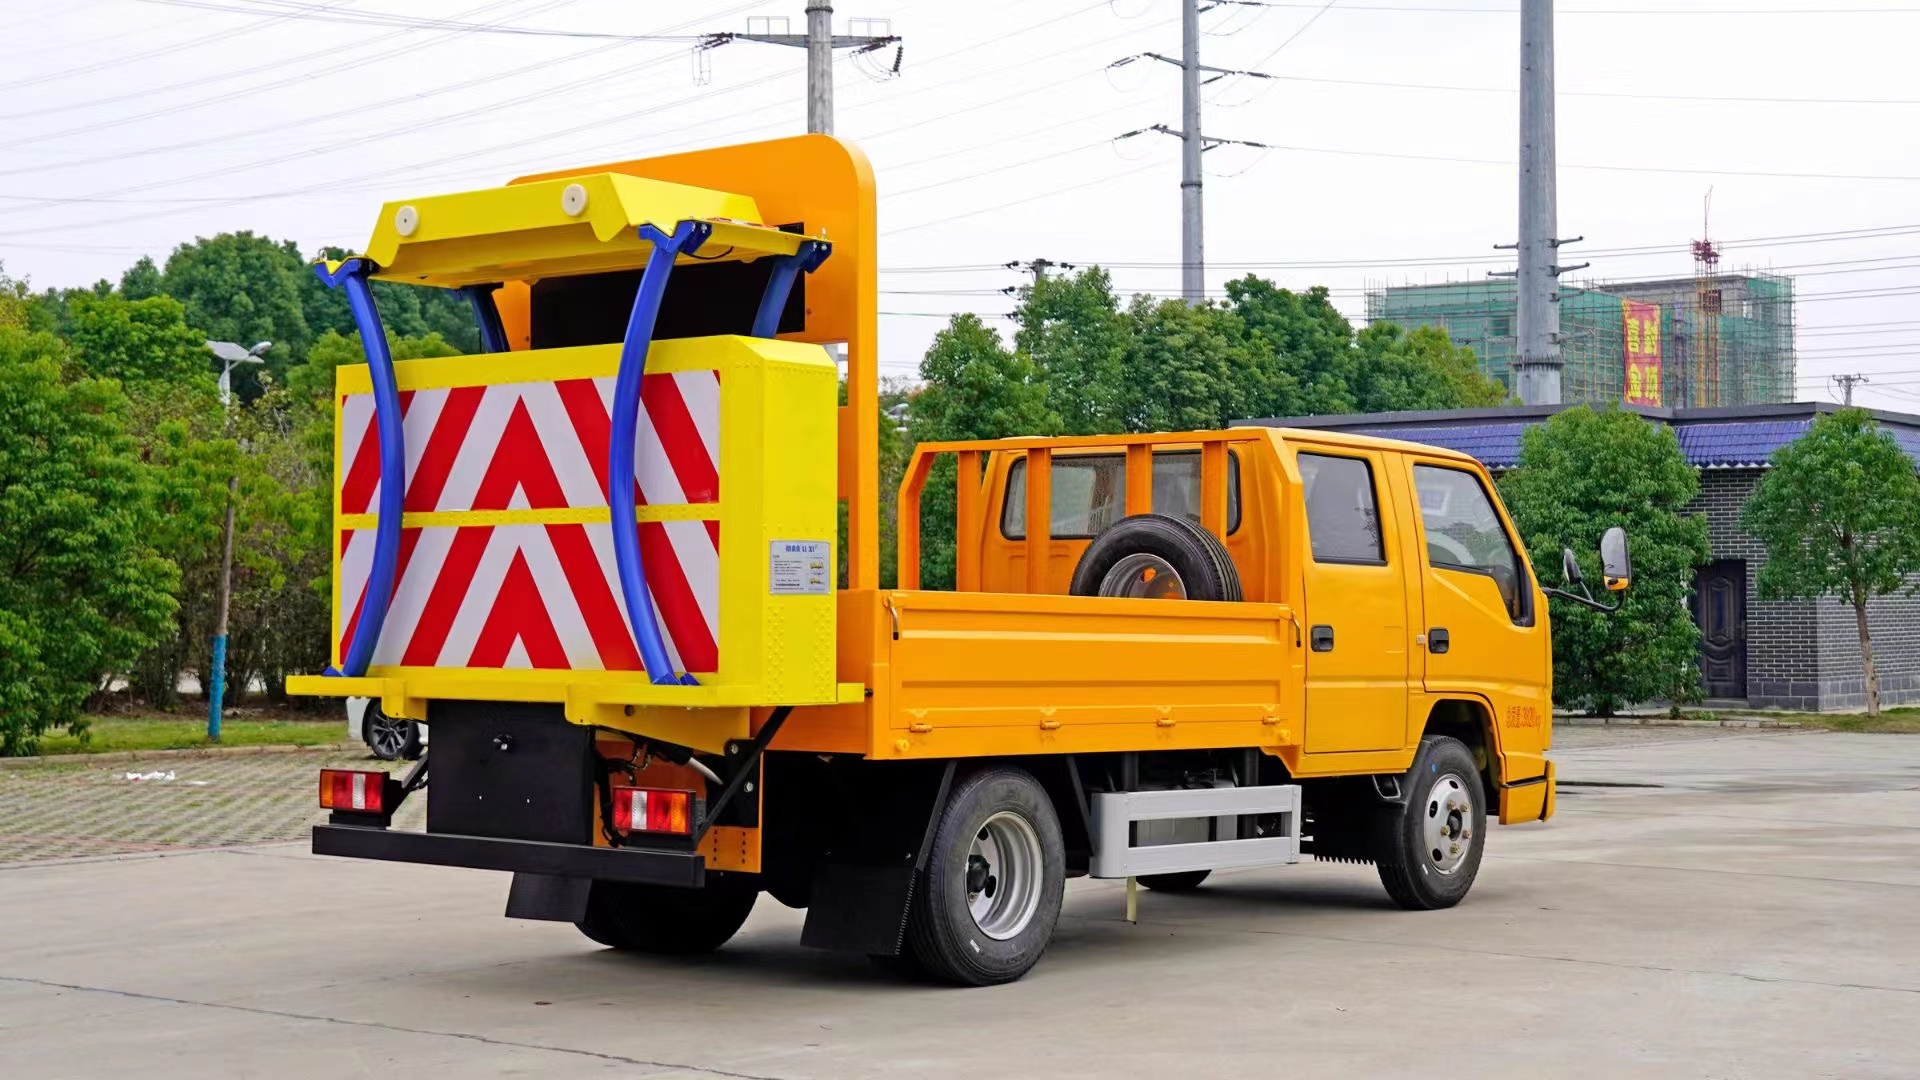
1686, 470, 1819, 708
1686, 468, 1920, 710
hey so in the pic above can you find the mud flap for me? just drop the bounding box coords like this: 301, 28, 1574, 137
800, 863, 919, 955
506, 872, 592, 922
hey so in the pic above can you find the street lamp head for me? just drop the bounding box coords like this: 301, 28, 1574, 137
207, 340, 251, 363
207, 340, 269, 365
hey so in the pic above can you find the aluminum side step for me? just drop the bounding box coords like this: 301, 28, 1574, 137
1089, 785, 1302, 878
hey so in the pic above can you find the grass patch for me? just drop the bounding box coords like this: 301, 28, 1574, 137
26, 709, 343, 756
1770, 711, 1920, 735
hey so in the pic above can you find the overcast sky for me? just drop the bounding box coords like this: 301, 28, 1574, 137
4, 0, 1918, 407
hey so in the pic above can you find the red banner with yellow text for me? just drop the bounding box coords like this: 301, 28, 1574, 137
1622, 300, 1662, 405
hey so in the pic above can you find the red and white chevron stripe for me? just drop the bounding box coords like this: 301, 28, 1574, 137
335, 371, 721, 674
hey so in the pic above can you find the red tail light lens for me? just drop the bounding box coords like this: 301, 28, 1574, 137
318, 769, 388, 813
611, 787, 694, 835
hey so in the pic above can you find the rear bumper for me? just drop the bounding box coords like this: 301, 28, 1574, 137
312, 825, 705, 888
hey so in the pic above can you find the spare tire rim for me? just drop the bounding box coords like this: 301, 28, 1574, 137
1421, 772, 1475, 875
966, 811, 1044, 940
367, 713, 411, 758
1098, 552, 1188, 600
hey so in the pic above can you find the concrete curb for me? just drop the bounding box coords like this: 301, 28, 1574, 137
1557, 716, 1803, 730
0, 743, 359, 770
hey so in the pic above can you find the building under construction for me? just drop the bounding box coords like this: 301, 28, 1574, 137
1365, 271, 1796, 407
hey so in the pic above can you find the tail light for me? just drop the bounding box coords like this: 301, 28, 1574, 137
611, 787, 694, 836
319, 769, 389, 813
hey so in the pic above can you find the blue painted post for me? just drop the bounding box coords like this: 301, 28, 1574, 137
208, 473, 239, 741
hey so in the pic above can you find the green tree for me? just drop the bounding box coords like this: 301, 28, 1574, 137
118, 256, 164, 301
910, 314, 1061, 588
0, 329, 178, 753
1223, 278, 1355, 417
65, 292, 214, 388
1742, 408, 1920, 717
1015, 268, 1129, 435
0, 262, 29, 330
158, 232, 310, 392
1351, 322, 1510, 413
1116, 294, 1254, 432
1499, 407, 1709, 715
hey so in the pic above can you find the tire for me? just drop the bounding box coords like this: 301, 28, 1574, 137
575, 876, 758, 954
902, 767, 1066, 986
1137, 869, 1212, 892
1069, 513, 1242, 603
1375, 736, 1487, 911
363, 706, 420, 762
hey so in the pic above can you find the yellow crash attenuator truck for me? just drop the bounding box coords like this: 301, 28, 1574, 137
290, 135, 1631, 986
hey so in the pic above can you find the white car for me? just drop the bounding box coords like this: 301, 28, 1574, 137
346, 697, 426, 761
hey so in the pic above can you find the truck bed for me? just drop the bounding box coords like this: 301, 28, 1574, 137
777, 590, 1302, 760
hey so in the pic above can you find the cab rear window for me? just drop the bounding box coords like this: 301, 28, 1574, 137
1001, 451, 1241, 540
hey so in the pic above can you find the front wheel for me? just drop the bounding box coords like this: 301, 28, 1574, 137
575, 876, 758, 954
1375, 736, 1487, 910
902, 767, 1065, 986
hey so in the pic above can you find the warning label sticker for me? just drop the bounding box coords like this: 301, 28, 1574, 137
769, 541, 832, 595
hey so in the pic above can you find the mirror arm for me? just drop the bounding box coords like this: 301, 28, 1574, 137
1543, 584, 1619, 613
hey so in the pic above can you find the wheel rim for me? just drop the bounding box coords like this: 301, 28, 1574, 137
1421, 772, 1476, 875
1098, 553, 1187, 600
367, 714, 409, 758
965, 811, 1044, 940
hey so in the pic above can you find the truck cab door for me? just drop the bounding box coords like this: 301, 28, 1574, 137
1294, 449, 1410, 753
1404, 461, 1544, 730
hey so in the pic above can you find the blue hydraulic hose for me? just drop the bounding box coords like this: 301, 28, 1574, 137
610, 221, 709, 685
750, 239, 832, 339
317, 259, 403, 679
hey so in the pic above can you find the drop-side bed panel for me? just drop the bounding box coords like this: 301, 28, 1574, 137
875, 590, 1298, 756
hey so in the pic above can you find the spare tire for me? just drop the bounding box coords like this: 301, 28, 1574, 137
1068, 513, 1242, 603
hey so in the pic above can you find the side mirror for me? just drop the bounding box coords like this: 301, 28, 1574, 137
1560, 547, 1583, 587
1600, 526, 1631, 592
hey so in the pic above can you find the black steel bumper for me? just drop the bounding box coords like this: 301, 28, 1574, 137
312, 825, 705, 888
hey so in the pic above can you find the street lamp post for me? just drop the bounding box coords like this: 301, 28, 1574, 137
204, 340, 270, 742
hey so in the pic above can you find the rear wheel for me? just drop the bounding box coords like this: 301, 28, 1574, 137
902, 767, 1065, 986
575, 876, 758, 954
1375, 736, 1486, 910
1137, 869, 1212, 892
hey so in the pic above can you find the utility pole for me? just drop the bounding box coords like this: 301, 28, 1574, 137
734, 3, 900, 134
1833, 373, 1869, 405
1180, 0, 1204, 303
1509, 0, 1584, 406
1006, 258, 1072, 285
1110, 4, 1271, 306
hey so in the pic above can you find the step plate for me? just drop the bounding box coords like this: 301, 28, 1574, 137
1090, 785, 1302, 879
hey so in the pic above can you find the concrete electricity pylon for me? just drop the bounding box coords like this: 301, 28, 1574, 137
1111, 0, 1273, 304
734, 2, 901, 134
1833, 373, 1869, 406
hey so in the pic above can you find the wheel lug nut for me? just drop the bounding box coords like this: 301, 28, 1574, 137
1449, 843, 1461, 855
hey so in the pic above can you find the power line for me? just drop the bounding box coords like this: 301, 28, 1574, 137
128, 0, 723, 40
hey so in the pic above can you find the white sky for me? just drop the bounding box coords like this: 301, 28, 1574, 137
3, 0, 1918, 408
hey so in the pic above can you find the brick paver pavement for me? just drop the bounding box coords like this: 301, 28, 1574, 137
0, 749, 425, 864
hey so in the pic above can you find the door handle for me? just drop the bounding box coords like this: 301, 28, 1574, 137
1428, 627, 1450, 654
1310, 625, 1335, 652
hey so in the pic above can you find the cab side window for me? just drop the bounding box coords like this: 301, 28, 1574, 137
1412, 464, 1532, 624
1297, 453, 1384, 564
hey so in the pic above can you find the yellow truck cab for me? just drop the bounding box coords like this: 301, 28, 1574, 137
291, 134, 1629, 986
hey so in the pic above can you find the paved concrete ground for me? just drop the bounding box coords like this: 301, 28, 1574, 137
0, 749, 420, 863
1, 728, 1916, 1079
